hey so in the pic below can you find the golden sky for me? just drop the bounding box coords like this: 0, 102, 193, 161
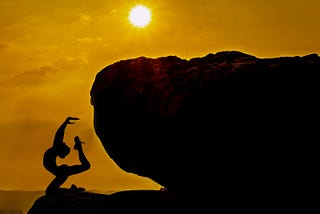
0, 0, 319, 191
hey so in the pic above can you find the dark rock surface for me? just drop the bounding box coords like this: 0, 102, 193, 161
27, 190, 196, 214
90, 51, 319, 204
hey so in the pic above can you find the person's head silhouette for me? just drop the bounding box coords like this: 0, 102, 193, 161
56, 142, 70, 158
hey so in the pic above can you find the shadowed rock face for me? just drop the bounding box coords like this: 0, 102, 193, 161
90, 51, 320, 197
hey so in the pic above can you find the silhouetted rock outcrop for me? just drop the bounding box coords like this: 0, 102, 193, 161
90, 51, 319, 207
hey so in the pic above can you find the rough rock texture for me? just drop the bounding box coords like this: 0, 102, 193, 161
90, 51, 320, 200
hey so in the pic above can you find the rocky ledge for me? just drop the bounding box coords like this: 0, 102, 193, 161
27, 190, 197, 213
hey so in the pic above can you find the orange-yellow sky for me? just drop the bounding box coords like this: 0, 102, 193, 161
0, 0, 319, 191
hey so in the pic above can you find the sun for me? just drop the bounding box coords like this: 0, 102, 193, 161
129, 5, 152, 28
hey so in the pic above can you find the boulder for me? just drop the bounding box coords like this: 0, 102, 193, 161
90, 51, 320, 199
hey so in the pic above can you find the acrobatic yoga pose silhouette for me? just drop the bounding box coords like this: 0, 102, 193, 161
43, 117, 91, 195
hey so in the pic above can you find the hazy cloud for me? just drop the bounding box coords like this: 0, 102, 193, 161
0, 43, 12, 49
78, 13, 92, 24
76, 37, 103, 44
1, 66, 59, 87
53, 56, 89, 69
1, 56, 89, 87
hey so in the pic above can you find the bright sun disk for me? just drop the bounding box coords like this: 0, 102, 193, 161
129, 5, 151, 28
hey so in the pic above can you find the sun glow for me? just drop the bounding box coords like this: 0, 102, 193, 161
129, 5, 151, 28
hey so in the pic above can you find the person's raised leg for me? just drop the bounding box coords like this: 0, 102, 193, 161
74, 136, 90, 171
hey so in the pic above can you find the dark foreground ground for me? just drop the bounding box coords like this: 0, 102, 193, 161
27, 190, 198, 214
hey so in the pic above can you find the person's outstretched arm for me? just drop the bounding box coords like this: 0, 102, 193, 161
53, 117, 79, 147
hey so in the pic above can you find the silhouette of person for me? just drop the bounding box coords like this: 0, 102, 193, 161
43, 116, 91, 195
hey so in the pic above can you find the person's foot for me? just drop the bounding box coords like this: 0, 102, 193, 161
74, 136, 83, 150
70, 184, 86, 192
70, 184, 77, 189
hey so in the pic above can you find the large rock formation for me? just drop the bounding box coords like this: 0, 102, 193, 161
90, 51, 320, 201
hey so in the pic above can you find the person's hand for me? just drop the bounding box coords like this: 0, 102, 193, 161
65, 116, 80, 124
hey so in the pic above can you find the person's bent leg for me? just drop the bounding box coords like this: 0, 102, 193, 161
45, 175, 68, 195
